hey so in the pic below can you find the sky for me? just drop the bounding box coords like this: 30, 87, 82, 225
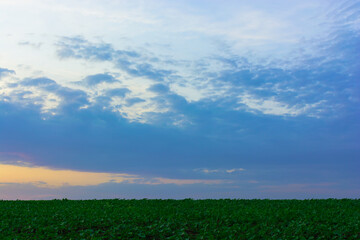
0, 0, 359, 200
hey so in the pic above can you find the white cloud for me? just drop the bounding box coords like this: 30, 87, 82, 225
195, 168, 245, 174
202, 169, 220, 174
225, 168, 245, 173
236, 93, 323, 117
0, 0, 354, 123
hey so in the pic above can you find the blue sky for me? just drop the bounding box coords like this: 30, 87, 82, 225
0, 0, 359, 199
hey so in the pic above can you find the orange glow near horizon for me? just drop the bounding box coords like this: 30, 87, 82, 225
0, 163, 139, 188
0, 161, 228, 188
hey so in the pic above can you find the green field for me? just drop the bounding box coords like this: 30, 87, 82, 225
0, 199, 359, 239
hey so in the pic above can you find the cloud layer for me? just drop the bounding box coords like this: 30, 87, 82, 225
0, 0, 359, 199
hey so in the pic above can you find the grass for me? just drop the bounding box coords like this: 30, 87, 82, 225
0, 199, 359, 239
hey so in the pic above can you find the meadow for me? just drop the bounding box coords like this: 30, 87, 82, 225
0, 199, 359, 239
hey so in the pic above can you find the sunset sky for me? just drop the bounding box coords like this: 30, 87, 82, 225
0, 0, 359, 199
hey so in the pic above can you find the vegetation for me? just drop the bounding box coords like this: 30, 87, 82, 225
0, 199, 359, 239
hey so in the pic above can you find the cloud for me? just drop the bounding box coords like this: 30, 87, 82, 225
1, 81, 359, 199
115, 61, 173, 81
148, 83, 170, 94
51, 30, 360, 121
13, 77, 89, 114
80, 73, 119, 86
196, 168, 245, 174
56, 36, 134, 61
225, 168, 245, 173
106, 88, 131, 97
125, 97, 146, 106
62, 35, 139, 60
0, 0, 359, 200
202, 169, 220, 174
22, 77, 57, 86
236, 94, 314, 116
56, 36, 115, 61
56, 36, 174, 81
204, 47, 358, 118
1, 69, 179, 123
18, 41, 42, 49
0, 67, 15, 78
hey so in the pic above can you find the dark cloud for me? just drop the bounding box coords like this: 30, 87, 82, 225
19, 77, 89, 113
56, 36, 139, 62
81, 73, 119, 86
115, 49, 141, 58
89, 88, 131, 108
56, 36, 174, 81
57, 36, 114, 61
0, 67, 15, 78
22, 77, 57, 86
115, 61, 173, 81
55, 87, 89, 112
0, 97, 358, 183
106, 88, 131, 97
125, 97, 146, 106
147, 83, 170, 94
13, 91, 34, 100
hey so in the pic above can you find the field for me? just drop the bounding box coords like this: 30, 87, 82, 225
0, 199, 359, 239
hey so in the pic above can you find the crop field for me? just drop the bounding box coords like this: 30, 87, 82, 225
0, 199, 359, 239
